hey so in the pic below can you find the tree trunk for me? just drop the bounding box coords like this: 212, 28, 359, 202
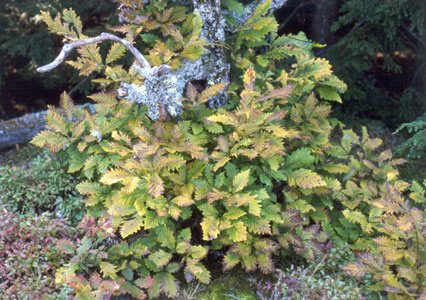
311, 0, 337, 45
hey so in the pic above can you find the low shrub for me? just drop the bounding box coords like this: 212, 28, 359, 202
30, 1, 415, 299
0, 150, 85, 224
343, 181, 426, 299
0, 208, 79, 300
255, 244, 377, 300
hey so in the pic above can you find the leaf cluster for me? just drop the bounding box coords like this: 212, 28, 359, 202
29, 1, 417, 298
343, 181, 426, 299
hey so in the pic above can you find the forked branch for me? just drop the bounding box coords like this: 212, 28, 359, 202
37, 32, 152, 73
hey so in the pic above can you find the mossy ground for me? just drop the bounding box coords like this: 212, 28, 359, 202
0, 143, 43, 166
175, 268, 260, 300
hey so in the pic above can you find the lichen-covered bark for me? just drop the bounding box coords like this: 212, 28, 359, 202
225, 0, 288, 27
121, 0, 230, 118
192, 0, 230, 108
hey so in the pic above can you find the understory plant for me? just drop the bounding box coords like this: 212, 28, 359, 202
0, 150, 85, 224
254, 244, 377, 300
343, 181, 426, 299
30, 0, 422, 299
0, 207, 78, 300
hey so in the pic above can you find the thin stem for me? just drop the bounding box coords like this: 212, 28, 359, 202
68, 75, 93, 96
37, 32, 152, 73
317, 21, 365, 57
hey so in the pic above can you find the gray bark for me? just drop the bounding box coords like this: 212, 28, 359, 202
0, 104, 95, 150
311, 0, 337, 45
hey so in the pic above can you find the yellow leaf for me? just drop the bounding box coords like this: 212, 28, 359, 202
59, 92, 74, 120
248, 198, 261, 216
147, 173, 164, 198
120, 176, 140, 194
201, 216, 220, 241
257, 85, 294, 102
322, 163, 350, 174
171, 195, 194, 207
199, 83, 229, 104
106, 42, 126, 64
290, 169, 326, 189
223, 208, 247, 221
100, 261, 118, 280
121, 217, 143, 238
100, 168, 130, 185
243, 65, 256, 91
207, 188, 229, 203
227, 221, 248, 242
233, 169, 250, 193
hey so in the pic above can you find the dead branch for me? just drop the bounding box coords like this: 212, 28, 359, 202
37, 32, 152, 73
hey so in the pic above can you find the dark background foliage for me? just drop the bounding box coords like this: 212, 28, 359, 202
0, 0, 424, 129
0, 0, 117, 120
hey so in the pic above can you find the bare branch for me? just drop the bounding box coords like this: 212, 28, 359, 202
402, 25, 425, 47
37, 32, 152, 73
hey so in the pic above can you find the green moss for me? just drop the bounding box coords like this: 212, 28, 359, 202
177, 268, 258, 300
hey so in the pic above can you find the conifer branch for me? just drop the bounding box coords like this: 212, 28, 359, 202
37, 32, 153, 73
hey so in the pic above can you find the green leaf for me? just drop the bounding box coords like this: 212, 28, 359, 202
56, 239, 75, 255
189, 245, 208, 260
151, 272, 179, 298
223, 253, 240, 271
191, 9, 203, 36
317, 86, 342, 102
223, 207, 247, 220
166, 263, 181, 273
100, 261, 118, 280
106, 43, 126, 64
222, 0, 244, 14
343, 209, 370, 233
286, 148, 315, 169
62, 8, 82, 36
149, 250, 172, 268
248, 0, 271, 23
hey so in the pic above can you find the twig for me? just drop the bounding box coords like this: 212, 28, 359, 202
37, 32, 152, 73
189, 281, 201, 299
269, 269, 284, 300
68, 74, 94, 96
402, 25, 425, 47
307, 253, 328, 283
317, 21, 365, 56
222, 294, 243, 300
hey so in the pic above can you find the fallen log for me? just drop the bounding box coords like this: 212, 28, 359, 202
0, 104, 95, 150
